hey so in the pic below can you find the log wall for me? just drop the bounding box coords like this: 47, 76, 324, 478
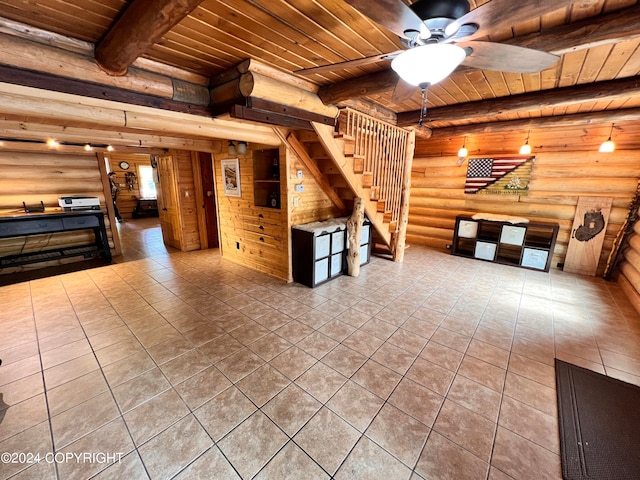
617, 220, 640, 316
0, 150, 116, 272
408, 150, 640, 277
107, 153, 153, 219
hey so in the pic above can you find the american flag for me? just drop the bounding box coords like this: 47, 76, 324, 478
465, 156, 533, 194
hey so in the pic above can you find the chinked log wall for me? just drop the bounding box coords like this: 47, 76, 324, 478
407, 150, 640, 277
0, 150, 117, 272
617, 211, 640, 316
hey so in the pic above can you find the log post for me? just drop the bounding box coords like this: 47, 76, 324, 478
392, 127, 415, 262
347, 197, 364, 277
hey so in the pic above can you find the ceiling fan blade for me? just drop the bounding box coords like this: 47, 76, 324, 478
459, 41, 560, 73
448, 0, 575, 41
294, 50, 402, 76
392, 78, 416, 104
343, 0, 424, 39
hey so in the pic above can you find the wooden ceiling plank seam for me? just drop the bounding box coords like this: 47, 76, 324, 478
557, 50, 589, 88
242, 0, 371, 62
502, 72, 526, 96
577, 43, 616, 84
596, 38, 640, 81
193, 2, 356, 67
143, 44, 232, 77
293, 0, 398, 56
182, 2, 344, 70
616, 42, 640, 77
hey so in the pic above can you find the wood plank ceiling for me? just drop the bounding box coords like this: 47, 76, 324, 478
0, 0, 639, 154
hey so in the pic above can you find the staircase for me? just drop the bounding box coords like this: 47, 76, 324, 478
289, 108, 415, 260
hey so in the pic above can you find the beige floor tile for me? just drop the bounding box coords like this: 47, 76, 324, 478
365, 403, 430, 468
270, 346, 317, 380
386, 328, 430, 355
56, 418, 134, 480
405, 357, 455, 396
335, 436, 412, 480
0, 373, 44, 409
352, 360, 402, 399
457, 355, 507, 393
248, 332, 292, 361
371, 342, 416, 375
124, 388, 189, 446
92, 451, 150, 480
218, 411, 288, 480
433, 399, 497, 462
51, 391, 120, 449
0, 421, 52, 479
112, 367, 171, 413
293, 407, 361, 475
197, 333, 244, 363
327, 380, 384, 432
139, 414, 213, 480
415, 431, 489, 480
0, 355, 42, 388
388, 378, 443, 427
319, 318, 357, 342
173, 447, 240, 480
342, 329, 385, 357
174, 365, 232, 409
498, 396, 559, 454
508, 354, 556, 389
159, 348, 211, 385
503, 372, 557, 416
146, 337, 194, 365
236, 364, 290, 407
216, 347, 265, 383
420, 342, 464, 372
321, 344, 367, 377
262, 384, 322, 437
47, 370, 109, 417
446, 375, 502, 423
195, 386, 257, 441
491, 426, 562, 480
296, 362, 348, 403
255, 440, 328, 480
102, 350, 156, 387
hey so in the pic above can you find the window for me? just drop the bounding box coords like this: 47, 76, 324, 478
138, 165, 157, 199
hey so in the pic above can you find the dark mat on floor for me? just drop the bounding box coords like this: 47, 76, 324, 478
555, 358, 640, 480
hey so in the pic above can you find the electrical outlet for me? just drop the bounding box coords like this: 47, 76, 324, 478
296, 170, 303, 179
293, 197, 299, 207
295, 184, 304, 192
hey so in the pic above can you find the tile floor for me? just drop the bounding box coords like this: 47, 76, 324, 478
1, 218, 639, 480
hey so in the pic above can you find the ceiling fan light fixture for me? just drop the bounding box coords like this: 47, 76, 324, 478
391, 44, 466, 87
599, 123, 615, 153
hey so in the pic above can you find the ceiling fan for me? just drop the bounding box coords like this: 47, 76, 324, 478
295, 0, 567, 124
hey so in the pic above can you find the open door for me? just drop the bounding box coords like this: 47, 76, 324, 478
194, 152, 219, 248
155, 153, 182, 249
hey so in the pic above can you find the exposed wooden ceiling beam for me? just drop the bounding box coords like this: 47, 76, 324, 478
397, 76, 640, 127
429, 108, 640, 138
319, 4, 640, 106
95, 0, 204, 76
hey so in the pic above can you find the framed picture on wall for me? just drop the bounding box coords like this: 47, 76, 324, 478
221, 158, 241, 197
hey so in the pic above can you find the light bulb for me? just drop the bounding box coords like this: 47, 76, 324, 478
519, 142, 531, 155
228, 140, 236, 156
84, 143, 93, 151
599, 139, 615, 153
47, 139, 59, 148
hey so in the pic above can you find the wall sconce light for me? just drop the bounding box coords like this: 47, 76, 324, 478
228, 140, 237, 156
46, 138, 59, 148
519, 130, 532, 155
237, 141, 248, 155
457, 137, 468, 166
599, 123, 615, 153
106, 145, 115, 152
84, 143, 93, 151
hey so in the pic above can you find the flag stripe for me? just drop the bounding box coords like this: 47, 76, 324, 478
465, 156, 533, 194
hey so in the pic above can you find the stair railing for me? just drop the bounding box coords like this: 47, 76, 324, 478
340, 108, 411, 230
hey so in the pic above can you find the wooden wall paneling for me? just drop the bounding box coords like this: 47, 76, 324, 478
213, 145, 290, 281
406, 150, 640, 276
